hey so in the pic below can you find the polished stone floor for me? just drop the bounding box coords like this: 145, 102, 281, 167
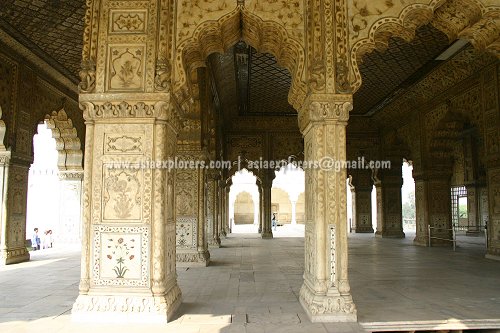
0, 226, 499, 333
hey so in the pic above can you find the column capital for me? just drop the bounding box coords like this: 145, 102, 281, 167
79, 94, 182, 132
298, 94, 352, 134
59, 170, 84, 181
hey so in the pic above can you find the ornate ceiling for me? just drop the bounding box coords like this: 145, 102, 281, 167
352, 24, 452, 116
0, 1, 454, 118
0, 0, 85, 83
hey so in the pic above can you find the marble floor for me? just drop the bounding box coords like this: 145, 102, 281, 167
0, 226, 499, 333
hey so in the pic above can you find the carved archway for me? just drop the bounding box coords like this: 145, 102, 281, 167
43, 109, 83, 173
350, 0, 500, 92
173, 6, 307, 112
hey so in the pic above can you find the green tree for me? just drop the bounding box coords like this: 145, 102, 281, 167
402, 191, 415, 220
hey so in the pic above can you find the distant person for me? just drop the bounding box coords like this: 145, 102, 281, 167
272, 213, 277, 231
43, 230, 53, 249
31, 228, 41, 251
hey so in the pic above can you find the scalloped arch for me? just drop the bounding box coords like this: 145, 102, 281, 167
44, 109, 83, 172
350, 0, 498, 92
173, 7, 307, 112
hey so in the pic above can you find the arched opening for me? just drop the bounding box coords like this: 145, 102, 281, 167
26, 123, 59, 250
271, 163, 305, 237
229, 169, 259, 234
402, 160, 416, 234
26, 109, 83, 249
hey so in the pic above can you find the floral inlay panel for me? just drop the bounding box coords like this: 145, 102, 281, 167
176, 216, 197, 248
103, 168, 142, 221
109, 10, 147, 34
107, 45, 145, 91
93, 225, 149, 287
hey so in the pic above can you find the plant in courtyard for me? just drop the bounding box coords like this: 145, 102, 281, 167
106, 237, 136, 278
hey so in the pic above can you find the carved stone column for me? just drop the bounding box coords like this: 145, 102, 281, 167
351, 171, 374, 233
373, 166, 405, 238
175, 152, 210, 267
206, 170, 221, 248
58, 171, 83, 244
298, 95, 357, 322
72, 98, 182, 323
349, 178, 356, 233
413, 171, 453, 247
72, 0, 182, 322
486, 166, 500, 259
258, 181, 263, 234
261, 170, 275, 239
0, 156, 31, 265
222, 178, 231, 236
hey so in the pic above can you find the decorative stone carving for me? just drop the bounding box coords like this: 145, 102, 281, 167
108, 46, 145, 91
110, 10, 148, 34
173, 4, 307, 112
298, 94, 357, 322
79, 58, 96, 93
93, 225, 149, 286
175, 153, 210, 267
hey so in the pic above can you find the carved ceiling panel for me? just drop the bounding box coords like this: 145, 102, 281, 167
353, 24, 451, 116
0, 0, 85, 82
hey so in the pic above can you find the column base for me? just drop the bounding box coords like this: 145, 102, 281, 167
176, 249, 210, 267
208, 238, 221, 248
0, 247, 30, 265
299, 282, 357, 322
353, 227, 374, 233
413, 235, 429, 246
72, 285, 182, 324
262, 231, 273, 239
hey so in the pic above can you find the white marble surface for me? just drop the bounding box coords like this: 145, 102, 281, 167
0, 228, 499, 332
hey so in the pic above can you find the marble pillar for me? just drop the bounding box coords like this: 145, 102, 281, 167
258, 183, 263, 234
261, 170, 274, 239
351, 171, 374, 233
298, 95, 357, 322
413, 172, 453, 247
72, 98, 182, 323
206, 171, 221, 248
374, 167, 405, 238
0, 155, 31, 265
176, 155, 210, 267
486, 166, 500, 259
58, 171, 83, 244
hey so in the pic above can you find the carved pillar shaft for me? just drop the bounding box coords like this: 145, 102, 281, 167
486, 166, 500, 259
175, 152, 210, 267
259, 185, 263, 233
206, 172, 221, 248
349, 186, 356, 232
413, 173, 453, 247
298, 95, 357, 322
353, 187, 373, 233
374, 171, 405, 238
223, 181, 230, 235
261, 172, 274, 239
58, 171, 84, 244
0, 160, 30, 265
72, 99, 182, 323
